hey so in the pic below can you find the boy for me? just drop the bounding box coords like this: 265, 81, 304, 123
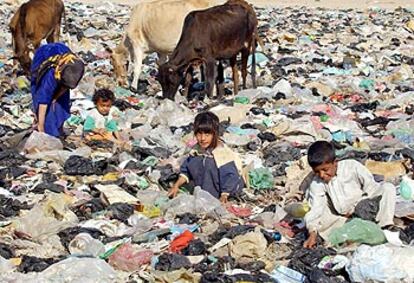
84, 89, 122, 142
303, 141, 396, 248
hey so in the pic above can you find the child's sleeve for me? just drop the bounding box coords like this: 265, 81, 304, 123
83, 116, 96, 132
354, 160, 379, 197
179, 157, 191, 183
218, 162, 244, 196
304, 181, 328, 232
105, 119, 118, 132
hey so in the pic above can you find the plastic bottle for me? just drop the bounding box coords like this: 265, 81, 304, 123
400, 176, 414, 200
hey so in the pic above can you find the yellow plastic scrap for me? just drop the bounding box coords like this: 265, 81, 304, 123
352, 140, 370, 151
10, 258, 22, 266
142, 206, 161, 218
282, 33, 296, 42
102, 172, 120, 182
16, 76, 29, 90
407, 20, 414, 32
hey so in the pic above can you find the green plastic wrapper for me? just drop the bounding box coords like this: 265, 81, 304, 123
248, 167, 274, 190
328, 218, 386, 246
234, 96, 250, 104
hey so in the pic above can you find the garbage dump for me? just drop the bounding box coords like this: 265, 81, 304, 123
0, 0, 414, 282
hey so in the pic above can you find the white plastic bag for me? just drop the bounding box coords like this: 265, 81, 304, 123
346, 244, 414, 282
23, 131, 63, 154
68, 233, 105, 257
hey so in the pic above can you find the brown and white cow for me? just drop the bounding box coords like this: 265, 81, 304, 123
108, 0, 222, 92
157, 0, 261, 100
9, 0, 65, 73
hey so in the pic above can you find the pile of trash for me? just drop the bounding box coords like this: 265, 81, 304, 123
0, 1, 414, 282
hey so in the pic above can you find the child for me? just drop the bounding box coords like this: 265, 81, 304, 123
168, 111, 245, 203
303, 141, 396, 248
84, 89, 122, 142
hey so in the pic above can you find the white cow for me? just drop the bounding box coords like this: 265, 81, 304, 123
109, 0, 222, 91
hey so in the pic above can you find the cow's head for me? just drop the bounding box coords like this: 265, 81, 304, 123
17, 49, 32, 73
157, 63, 182, 100
10, 48, 32, 74
107, 46, 128, 86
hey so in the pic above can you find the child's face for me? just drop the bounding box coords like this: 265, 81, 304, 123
313, 161, 338, 183
96, 98, 112, 116
196, 131, 213, 149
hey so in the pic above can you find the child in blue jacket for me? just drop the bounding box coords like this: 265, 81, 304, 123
168, 111, 245, 203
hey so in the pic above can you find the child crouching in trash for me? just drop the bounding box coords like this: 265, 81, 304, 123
83, 88, 128, 148
302, 140, 396, 248
168, 111, 245, 203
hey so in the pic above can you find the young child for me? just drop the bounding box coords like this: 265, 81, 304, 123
84, 89, 122, 142
303, 140, 396, 248
168, 111, 245, 203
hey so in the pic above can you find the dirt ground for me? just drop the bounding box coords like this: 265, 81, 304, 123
69, 0, 414, 9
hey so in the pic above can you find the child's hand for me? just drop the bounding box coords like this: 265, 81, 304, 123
220, 193, 229, 204
303, 231, 317, 248
168, 186, 179, 198
94, 128, 106, 135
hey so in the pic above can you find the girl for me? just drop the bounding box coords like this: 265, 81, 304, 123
31, 42, 85, 137
168, 111, 245, 203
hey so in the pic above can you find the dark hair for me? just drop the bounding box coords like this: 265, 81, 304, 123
92, 89, 115, 105
61, 59, 85, 89
307, 141, 336, 168
194, 111, 220, 149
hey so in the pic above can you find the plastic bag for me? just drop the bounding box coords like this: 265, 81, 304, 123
0, 256, 15, 273
38, 257, 117, 282
328, 218, 386, 246
346, 244, 414, 282
26, 146, 92, 165
23, 131, 63, 154
166, 187, 228, 217
17, 194, 78, 240
108, 243, 153, 271
68, 233, 105, 257
249, 167, 274, 190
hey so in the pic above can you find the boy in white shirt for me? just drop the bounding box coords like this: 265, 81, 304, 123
303, 141, 396, 248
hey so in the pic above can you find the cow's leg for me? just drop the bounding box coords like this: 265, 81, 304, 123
158, 53, 168, 65
130, 47, 144, 93
241, 48, 249, 89
230, 56, 239, 96
47, 25, 60, 43
205, 59, 216, 98
216, 60, 225, 98
53, 25, 61, 42
182, 65, 194, 99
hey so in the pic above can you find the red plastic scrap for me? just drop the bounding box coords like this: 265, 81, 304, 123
169, 230, 194, 253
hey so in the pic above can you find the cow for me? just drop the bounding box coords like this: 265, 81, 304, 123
9, 0, 65, 73
108, 0, 222, 92
157, 0, 260, 100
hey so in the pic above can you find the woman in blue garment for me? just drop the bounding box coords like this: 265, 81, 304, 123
31, 42, 85, 137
